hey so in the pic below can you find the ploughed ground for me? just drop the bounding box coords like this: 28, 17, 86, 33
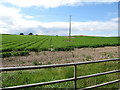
1, 46, 120, 67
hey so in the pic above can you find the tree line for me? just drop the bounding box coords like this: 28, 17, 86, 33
20, 33, 33, 35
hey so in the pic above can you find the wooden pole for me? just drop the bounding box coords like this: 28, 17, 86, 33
69, 15, 72, 41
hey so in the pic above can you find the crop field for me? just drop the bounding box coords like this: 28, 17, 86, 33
0, 34, 120, 58
1, 34, 120, 89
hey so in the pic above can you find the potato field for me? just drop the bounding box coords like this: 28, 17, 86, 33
0, 34, 120, 58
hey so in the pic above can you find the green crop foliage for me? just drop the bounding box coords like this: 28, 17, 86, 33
0, 51, 29, 58
1, 34, 120, 57
0, 52, 12, 58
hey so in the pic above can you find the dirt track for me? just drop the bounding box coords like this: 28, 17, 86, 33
2, 46, 119, 67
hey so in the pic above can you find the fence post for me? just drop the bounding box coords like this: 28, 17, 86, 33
74, 65, 77, 90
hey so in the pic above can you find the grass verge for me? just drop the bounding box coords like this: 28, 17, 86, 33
1, 61, 120, 89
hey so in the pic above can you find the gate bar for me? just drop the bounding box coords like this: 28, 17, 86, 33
1, 70, 119, 90
1, 58, 119, 71
82, 79, 120, 90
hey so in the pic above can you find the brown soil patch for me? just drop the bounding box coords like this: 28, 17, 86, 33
2, 46, 119, 67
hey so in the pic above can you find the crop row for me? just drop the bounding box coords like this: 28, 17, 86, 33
25, 38, 48, 52
0, 51, 29, 58
1, 35, 120, 57
1, 41, 33, 52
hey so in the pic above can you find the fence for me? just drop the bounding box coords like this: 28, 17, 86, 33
0, 58, 120, 90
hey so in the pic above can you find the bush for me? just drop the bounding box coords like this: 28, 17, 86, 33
28, 33, 33, 35
20, 33, 24, 35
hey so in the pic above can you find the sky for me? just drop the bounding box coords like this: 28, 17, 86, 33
0, 0, 119, 36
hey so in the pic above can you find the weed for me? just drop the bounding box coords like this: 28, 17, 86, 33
86, 55, 92, 61
102, 52, 114, 58
35, 52, 39, 55
56, 58, 61, 61
82, 55, 93, 61
19, 61, 25, 64
32, 61, 42, 65
47, 61, 52, 64
82, 54, 86, 57
42, 52, 46, 55
8, 59, 13, 62
71, 51, 75, 57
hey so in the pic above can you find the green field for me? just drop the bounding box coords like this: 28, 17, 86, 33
0, 34, 120, 57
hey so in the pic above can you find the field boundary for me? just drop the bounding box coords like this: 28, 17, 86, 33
0, 58, 120, 90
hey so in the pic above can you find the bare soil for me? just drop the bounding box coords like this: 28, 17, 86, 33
1, 46, 119, 67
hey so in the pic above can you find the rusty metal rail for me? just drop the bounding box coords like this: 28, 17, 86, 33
0, 58, 120, 90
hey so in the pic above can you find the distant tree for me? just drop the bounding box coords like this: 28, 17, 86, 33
20, 33, 24, 35
28, 33, 33, 35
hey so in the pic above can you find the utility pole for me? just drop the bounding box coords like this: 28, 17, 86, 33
69, 15, 72, 41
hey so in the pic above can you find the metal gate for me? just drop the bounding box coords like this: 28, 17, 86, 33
0, 58, 120, 90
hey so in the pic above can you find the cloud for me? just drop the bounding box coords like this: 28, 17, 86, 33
1, 0, 119, 8
0, 4, 118, 36
111, 18, 120, 22
24, 16, 34, 19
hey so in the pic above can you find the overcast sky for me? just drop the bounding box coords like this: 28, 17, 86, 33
0, 0, 119, 36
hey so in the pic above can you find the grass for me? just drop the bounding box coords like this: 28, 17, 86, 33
1, 61, 120, 89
